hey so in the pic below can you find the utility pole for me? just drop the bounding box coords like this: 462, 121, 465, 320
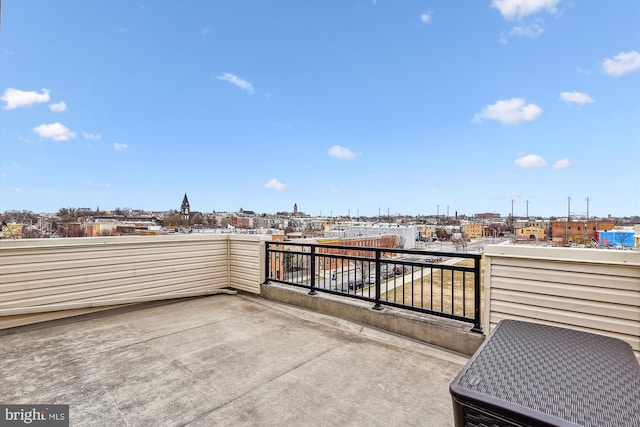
584, 197, 590, 245
437, 204, 440, 217
510, 199, 515, 239
586, 197, 590, 220
525, 200, 529, 219
446, 205, 449, 218
566, 197, 571, 245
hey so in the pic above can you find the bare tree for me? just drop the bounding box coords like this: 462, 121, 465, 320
191, 212, 204, 227
163, 214, 182, 228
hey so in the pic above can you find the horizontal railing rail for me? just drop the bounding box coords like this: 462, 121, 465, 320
265, 241, 483, 333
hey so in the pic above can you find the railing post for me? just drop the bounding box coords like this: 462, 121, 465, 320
263, 242, 270, 285
471, 256, 483, 333
308, 245, 317, 295
373, 249, 382, 310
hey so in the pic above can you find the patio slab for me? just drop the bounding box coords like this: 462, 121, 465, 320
0, 294, 467, 426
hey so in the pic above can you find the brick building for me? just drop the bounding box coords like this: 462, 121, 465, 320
550, 220, 615, 245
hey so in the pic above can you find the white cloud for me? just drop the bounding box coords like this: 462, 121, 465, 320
216, 72, 255, 94
602, 50, 640, 77
113, 142, 128, 152
509, 21, 544, 38
49, 101, 67, 112
431, 188, 442, 194
82, 131, 102, 140
473, 98, 542, 125
553, 158, 571, 169
560, 91, 594, 105
201, 28, 210, 35
492, 0, 559, 20
10, 187, 22, 193
420, 13, 432, 24
514, 154, 546, 168
33, 122, 77, 141
1, 88, 50, 109
575, 66, 590, 75
100, 182, 112, 188
328, 145, 361, 160
18, 135, 35, 144
264, 178, 287, 191
330, 186, 344, 194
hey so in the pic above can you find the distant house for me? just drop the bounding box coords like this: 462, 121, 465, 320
1, 223, 23, 239
515, 226, 546, 241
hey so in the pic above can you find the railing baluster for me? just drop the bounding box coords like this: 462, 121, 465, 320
373, 249, 382, 310
471, 256, 483, 333
309, 245, 317, 295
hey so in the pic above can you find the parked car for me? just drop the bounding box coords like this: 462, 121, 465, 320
348, 279, 364, 290
393, 266, 407, 275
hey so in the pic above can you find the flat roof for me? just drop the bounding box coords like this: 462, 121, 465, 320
0, 294, 467, 426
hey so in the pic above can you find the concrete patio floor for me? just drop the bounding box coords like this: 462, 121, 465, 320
0, 294, 468, 426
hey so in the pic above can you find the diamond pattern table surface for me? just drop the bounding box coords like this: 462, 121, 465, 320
450, 319, 640, 427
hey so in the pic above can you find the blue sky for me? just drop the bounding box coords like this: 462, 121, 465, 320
1, 0, 639, 218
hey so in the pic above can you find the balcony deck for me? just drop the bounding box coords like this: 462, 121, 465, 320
0, 293, 467, 426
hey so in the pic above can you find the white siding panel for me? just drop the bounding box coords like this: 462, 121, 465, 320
228, 237, 264, 294
491, 289, 639, 322
0, 235, 266, 329
485, 245, 640, 359
490, 277, 640, 306
491, 262, 639, 290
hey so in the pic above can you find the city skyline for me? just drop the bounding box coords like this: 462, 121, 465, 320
2, 197, 635, 221
1, 1, 639, 218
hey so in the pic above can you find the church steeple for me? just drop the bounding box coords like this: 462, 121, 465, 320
180, 193, 190, 222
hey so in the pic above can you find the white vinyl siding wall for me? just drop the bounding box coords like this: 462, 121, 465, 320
485, 245, 640, 358
0, 234, 265, 330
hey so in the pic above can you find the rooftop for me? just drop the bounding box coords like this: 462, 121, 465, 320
0, 293, 467, 426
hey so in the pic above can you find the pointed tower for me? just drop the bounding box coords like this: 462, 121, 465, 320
180, 193, 190, 222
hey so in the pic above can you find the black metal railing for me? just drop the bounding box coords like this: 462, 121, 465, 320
264, 241, 483, 333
